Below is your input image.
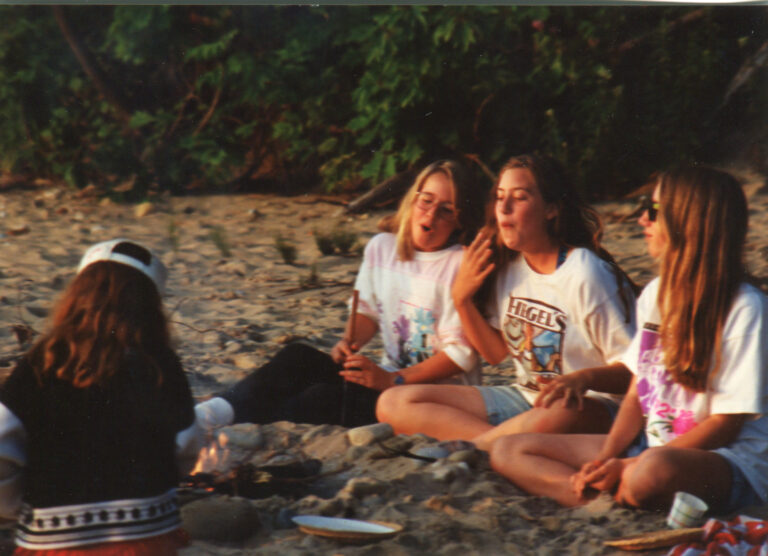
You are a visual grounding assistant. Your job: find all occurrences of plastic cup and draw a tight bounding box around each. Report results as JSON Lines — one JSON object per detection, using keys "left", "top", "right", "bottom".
{"left": 666, "top": 491, "right": 708, "bottom": 529}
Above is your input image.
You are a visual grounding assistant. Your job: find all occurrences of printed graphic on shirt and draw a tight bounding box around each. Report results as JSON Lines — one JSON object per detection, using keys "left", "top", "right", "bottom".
{"left": 634, "top": 323, "right": 699, "bottom": 443}
{"left": 502, "top": 297, "right": 566, "bottom": 389}
{"left": 392, "top": 303, "right": 436, "bottom": 367}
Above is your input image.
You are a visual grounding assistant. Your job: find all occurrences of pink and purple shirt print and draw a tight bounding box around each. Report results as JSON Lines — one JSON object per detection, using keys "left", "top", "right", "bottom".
{"left": 635, "top": 323, "right": 700, "bottom": 446}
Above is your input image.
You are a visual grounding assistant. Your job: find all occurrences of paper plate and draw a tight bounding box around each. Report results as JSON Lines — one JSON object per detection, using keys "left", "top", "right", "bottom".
{"left": 604, "top": 527, "right": 704, "bottom": 551}
{"left": 292, "top": 515, "right": 402, "bottom": 541}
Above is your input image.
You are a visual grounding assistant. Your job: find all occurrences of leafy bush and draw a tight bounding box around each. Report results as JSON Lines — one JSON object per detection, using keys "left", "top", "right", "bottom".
{"left": 313, "top": 230, "right": 336, "bottom": 256}
{"left": 274, "top": 234, "right": 297, "bottom": 265}
{"left": 0, "top": 6, "right": 763, "bottom": 198}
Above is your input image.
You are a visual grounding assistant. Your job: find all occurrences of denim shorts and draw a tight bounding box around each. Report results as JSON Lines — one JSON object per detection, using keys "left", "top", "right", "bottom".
{"left": 714, "top": 451, "right": 762, "bottom": 513}
{"left": 475, "top": 385, "right": 620, "bottom": 426}
{"left": 620, "top": 438, "right": 760, "bottom": 513}
{"left": 475, "top": 386, "right": 532, "bottom": 426}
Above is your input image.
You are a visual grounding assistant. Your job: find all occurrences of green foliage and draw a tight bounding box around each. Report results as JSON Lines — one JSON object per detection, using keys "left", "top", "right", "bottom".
{"left": 274, "top": 234, "right": 297, "bottom": 265}
{"left": 0, "top": 6, "right": 763, "bottom": 197}
{"left": 167, "top": 218, "right": 180, "bottom": 253}
{"left": 299, "top": 263, "right": 320, "bottom": 289}
{"left": 313, "top": 230, "right": 336, "bottom": 256}
{"left": 314, "top": 227, "right": 358, "bottom": 255}
{"left": 208, "top": 226, "right": 231, "bottom": 258}
{"left": 331, "top": 228, "right": 358, "bottom": 255}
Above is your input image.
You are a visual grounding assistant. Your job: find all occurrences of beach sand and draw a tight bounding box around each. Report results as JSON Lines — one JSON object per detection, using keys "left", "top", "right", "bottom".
{"left": 1, "top": 167, "right": 767, "bottom": 554}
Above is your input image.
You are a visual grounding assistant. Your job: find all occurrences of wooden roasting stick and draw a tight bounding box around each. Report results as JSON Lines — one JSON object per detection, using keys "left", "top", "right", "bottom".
{"left": 341, "top": 290, "right": 360, "bottom": 427}
{"left": 348, "top": 290, "right": 360, "bottom": 350}
{"left": 604, "top": 527, "right": 704, "bottom": 551}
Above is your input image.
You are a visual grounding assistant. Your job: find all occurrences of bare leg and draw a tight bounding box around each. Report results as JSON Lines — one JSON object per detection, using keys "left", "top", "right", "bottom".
{"left": 376, "top": 384, "right": 491, "bottom": 440}
{"left": 473, "top": 398, "right": 612, "bottom": 451}
{"left": 490, "top": 433, "right": 607, "bottom": 507}
{"left": 618, "top": 447, "right": 733, "bottom": 511}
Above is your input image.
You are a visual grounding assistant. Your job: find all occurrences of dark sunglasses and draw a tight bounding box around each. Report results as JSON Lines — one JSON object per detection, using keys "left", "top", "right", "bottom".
{"left": 639, "top": 196, "right": 660, "bottom": 222}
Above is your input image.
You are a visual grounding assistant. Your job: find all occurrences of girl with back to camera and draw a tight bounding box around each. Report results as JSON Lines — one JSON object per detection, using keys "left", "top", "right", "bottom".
{"left": 492, "top": 166, "right": 768, "bottom": 513}
{"left": 0, "top": 240, "right": 199, "bottom": 554}
{"left": 195, "top": 159, "right": 484, "bottom": 429}
{"left": 377, "top": 154, "right": 637, "bottom": 449}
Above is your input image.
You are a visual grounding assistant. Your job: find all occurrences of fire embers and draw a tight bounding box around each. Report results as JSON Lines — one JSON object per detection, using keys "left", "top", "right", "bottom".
{"left": 181, "top": 451, "right": 322, "bottom": 500}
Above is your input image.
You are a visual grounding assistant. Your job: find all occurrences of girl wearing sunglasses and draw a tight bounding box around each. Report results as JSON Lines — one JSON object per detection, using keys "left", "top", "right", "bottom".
{"left": 491, "top": 166, "right": 768, "bottom": 514}
{"left": 195, "top": 160, "right": 484, "bottom": 429}
{"left": 377, "top": 154, "right": 637, "bottom": 449}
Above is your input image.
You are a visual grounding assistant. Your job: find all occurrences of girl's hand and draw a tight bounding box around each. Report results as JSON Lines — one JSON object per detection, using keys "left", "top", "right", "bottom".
{"left": 534, "top": 373, "right": 588, "bottom": 410}
{"left": 339, "top": 354, "right": 395, "bottom": 391}
{"left": 452, "top": 231, "right": 495, "bottom": 306}
{"left": 331, "top": 338, "right": 358, "bottom": 364}
{"left": 571, "top": 458, "right": 626, "bottom": 499}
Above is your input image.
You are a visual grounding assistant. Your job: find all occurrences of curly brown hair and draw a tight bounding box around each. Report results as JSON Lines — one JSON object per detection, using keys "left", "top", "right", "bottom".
{"left": 28, "top": 259, "right": 171, "bottom": 388}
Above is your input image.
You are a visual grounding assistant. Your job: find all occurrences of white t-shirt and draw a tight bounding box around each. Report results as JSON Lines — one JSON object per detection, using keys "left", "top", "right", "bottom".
{"left": 353, "top": 233, "right": 481, "bottom": 385}
{"left": 621, "top": 278, "right": 768, "bottom": 501}
{"left": 489, "top": 248, "right": 636, "bottom": 405}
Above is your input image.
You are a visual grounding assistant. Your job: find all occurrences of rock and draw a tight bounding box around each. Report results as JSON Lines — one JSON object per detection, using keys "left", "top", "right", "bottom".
{"left": 344, "top": 445, "right": 368, "bottom": 464}
{"left": 413, "top": 445, "right": 451, "bottom": 460}
{"left": 224, "top": 340, "right": 243, "bottom": 353}
{"left": 134, "top": 201, "right": 153, "bottom": 218}
{"left": 275, "top": 334, "right": 305, "bottom": 345}
{"left": 340, "top": 477, "right": 388, "bottom": 498}
{"left": 347, "top": 422, "right": 394, "bottom": 446}
{"left": 431, "top": 461, "right": 470, "bottom": 483}
{"left": 217, "top": 424, "right": 265, "bottom": 451}
{"left": 181, "top": 495, "right": 260, "bottom": 542}
{"left": 233, "top": 353, "right": 257, "bottom": 369}
{"left": 447, "top": 449, "right": 481, "bottom": 467}
{"left": 7, "top": 224, "right": 29, "bottom": 236}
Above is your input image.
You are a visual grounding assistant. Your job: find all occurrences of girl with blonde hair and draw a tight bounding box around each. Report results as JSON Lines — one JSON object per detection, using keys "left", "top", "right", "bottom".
{"left": 492, "top": 166, "right": 768, "bottom": 512}
{"left": 196, "top": 159, "right": 485, "bottom": 428}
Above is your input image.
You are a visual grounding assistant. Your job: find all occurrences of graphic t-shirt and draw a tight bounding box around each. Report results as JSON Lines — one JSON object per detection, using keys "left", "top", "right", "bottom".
{"left": 353, "top": 233, "right": 481, "bottom": 385}
{"left": 489, "top": 248, "right": 636, "bottom": 405}
{"left": 621, "top": 278, "right": 768, "bottom": 448}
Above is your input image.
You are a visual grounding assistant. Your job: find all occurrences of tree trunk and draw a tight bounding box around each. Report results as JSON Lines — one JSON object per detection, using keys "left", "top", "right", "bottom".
{"left": 52, "top": 6, "right": 133, "bottom": 123}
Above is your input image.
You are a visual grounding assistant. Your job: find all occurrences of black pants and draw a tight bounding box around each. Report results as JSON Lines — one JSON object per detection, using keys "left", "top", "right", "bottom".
{"left": 217, "top": 343, "right": 380, "bottom": 427}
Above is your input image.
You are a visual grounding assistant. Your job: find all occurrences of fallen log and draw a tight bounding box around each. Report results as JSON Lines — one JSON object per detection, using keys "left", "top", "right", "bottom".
{"left": 345, "top": 169, "right": 417, "bottom": 214}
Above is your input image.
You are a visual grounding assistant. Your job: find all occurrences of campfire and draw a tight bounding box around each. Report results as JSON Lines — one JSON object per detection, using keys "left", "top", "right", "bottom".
{"left": 179, "top": 437, "right": 324, "bottom": 500}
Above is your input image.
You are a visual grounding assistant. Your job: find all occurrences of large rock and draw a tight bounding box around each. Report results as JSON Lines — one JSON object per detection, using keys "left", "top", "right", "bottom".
{"left": 181, "top": 495, "right": 260, "bottom": 542}
{"left": 347, "top": 422, "right": 393, "bottom": 446}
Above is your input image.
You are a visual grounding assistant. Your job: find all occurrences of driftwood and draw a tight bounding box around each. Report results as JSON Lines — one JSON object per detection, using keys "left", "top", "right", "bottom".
{"left": 345, "top": 169, "right": 418, "bottom": 214}
{"left": 721, "top": 40, "right": 768, "bottom": 110}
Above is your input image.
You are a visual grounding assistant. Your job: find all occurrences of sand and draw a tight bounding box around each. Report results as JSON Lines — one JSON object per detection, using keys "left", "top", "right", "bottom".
{"left": 1, "top": 167, "right": 767, "bottom": 555}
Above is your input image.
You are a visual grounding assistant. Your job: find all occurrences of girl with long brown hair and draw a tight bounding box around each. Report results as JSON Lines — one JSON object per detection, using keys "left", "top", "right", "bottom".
{"left": 377, "top": 154, "right": 637, "bottom": 448}
{"left": 0, "top": 240, "right": 198, "bottom": 554}
{"left": 492, "top": 166, "right": 768, "bottom": 513}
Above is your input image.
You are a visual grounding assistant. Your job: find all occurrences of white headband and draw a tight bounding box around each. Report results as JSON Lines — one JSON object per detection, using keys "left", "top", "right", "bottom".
{"left": 77, "top": 239, "right": 167, "bottom": 294}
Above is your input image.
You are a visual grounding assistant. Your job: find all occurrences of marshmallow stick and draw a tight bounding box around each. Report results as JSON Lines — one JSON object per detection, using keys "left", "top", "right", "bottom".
{"left": 341, "top": 290, "right": 360, "bottom": 427}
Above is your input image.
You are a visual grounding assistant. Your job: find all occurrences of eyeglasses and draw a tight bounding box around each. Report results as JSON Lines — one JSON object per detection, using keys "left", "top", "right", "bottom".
{"left": 639, "top": 196, "right": 660, "bottom": 222}
{"left": 414, "top": 191, "right": 457, "bottom": 222}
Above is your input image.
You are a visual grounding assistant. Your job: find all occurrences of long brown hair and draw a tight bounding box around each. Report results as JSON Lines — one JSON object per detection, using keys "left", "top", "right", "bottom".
{"left": 478, "top": 153, "right": 637, "bottom": 318}
{"left": 28, "top": 260, "right": 172, "bottom": 388}
{"left": 378, "top": 159, "right": 484, "bottom": 260}
{"left": 657, "top": 166, "right": 747, "bottom": 391}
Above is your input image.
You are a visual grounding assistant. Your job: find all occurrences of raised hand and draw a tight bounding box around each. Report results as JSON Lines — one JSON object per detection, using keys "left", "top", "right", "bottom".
{"left": 452, "top": 231, "right": 495, "bottom": 306}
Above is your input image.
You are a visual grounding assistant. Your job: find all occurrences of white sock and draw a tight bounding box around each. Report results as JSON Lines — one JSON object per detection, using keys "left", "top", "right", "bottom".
{"left": 195, "top": 397, "right": 235, "bottom": 431}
